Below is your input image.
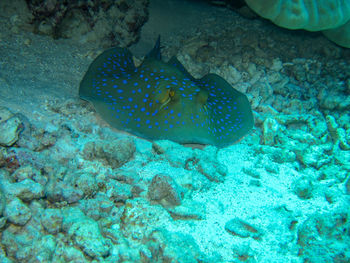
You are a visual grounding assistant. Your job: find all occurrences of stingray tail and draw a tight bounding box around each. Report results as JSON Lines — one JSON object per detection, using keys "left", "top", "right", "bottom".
{"left": 146, "top": 35, "right": 161, "bottom": 60}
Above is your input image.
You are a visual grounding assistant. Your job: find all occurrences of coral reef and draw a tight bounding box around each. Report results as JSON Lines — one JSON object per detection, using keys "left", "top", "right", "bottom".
{"left": 244, "top": 0, "right": 350, "bottom": 48}
{"left": 2, "top": 0, "right": 149, "bottom": 47}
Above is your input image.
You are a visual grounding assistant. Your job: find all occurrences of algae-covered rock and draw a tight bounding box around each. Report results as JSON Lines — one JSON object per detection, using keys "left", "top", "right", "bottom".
{"left": 31, "top": 235, "right": 57, "bottom": 262}
{"left": 25, "top": 0, "right": 149, "bottom": 47}
{"left": 294, "top": 143, "right": 332, "bottom": 169}
{"left": 262, "top": 117, "right": 279, "bottom": 145}
{"left": 148, "top": 174, "right": 183, "bottom": 207}
{"left": 297, "top": 208, "right": 350, "bottom": 262}
{"left": 74, "top": 172, "right": 98, "bottom": 197}
{"left": 195, "top": 158, "right": 227, "bottom": 183}
{"left": 4, "top": 197, "right": 31, "bottom": 225}
{"left": 68, "top": 218, "right": 111, "bottom": 258}
{"left": 120, "top": 198, "right": 172, "bottom": 240}
{"left": 106, "top": 180, "right": 133, "bottom": 203}
{"left": 147, "top": 229, "right": 207, "bottom": 263}
{"left": 41, "top": 208, "right": 63, "bottom": 234}
{"left": 51, "top": 244, "right": 86, "bottom": 262}
{"left": 0, "top": 106, "right": 23, "bottom": 146}
{"left": 293, "top": 176, "right": 313, "bottom": 199}
{"left": 83, "top": 137, "right": 136, "bottom": 168}
{"left": 45, "top": 175, "right": 84, "bottom": 204}
{"left": 166, "top": 199, "right": 206, "bottom": 220}
{"left": 5, "top": 178, "right": 44, "bottom": 202}
{"left": 0, "top": 188, "right": 5, "bottom": 216}
{"left": 225, "top": 217, "right": 262, "bottom": 239}
{"left": 326, "top": 115, "right": 350, "bottom": 150}
{"left": 257, "top": 145, "right": 296, "bottom": 163}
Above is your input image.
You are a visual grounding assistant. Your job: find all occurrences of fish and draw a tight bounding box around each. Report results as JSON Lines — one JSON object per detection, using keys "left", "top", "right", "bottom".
{"left": 79, "top": 37, "right": 254, "bottom": 147}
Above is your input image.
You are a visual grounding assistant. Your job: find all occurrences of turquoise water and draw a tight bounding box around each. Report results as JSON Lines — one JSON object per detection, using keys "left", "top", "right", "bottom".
{"left": 0, "top": 0, "right": 349, "bottom": 262}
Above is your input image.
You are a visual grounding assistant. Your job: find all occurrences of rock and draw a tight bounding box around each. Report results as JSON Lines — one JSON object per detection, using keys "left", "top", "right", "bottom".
{"left": 106, "top": 180, "right": 133, "bottom": 203}
{"left": 5, "top": 179, "right": 44, "bottom": 201}
{"left": 166, "top": 199, "right": 206, "bottom": 220}
{"left": 51, "top": 243, "right": 86, "bottom": 262}
{"left": 293, "top": 176, "right": 313, "bottom": 199}
{"left": 79, "top": 195, "right": 115, "bottom": 220}
{"left": 74, "top": 172, "right": 98, "bottom": 197}
{"left": 225, "top": 218, "right": 262, "bottom": 239}
{"left": 148, "top": 174, "right": 183, "bottom": 207}
{"left": 295, "top": 144, "right": 332, "bottom": 169}
{"left": 0, "top": 188, "right": 5, "bottom": 216}
{"left": 318, "top": 164, "right": 348, "bottom": 182}
{"left": 0, "top": 115, "right": 23, "bottom": 147}
{"left": 195, "top": 159, "right": 227, "bottom": 183}
{"left": 26, "top": 0, "right": 149, "bottom": 47}
{"left": 31, "top": 235, "right": 57, "bottom": 262}
{"left": 334, "top": 149, "right": 350, "bottom": 169}
{"left": 61, "top": 207, "right": 86, "bottom": 231}
{"left": 147, "top": 229, "right": 207, "bottom": 263}
{"left": 120, "top": 198, "right": 172, "bottom": 240}
{"left": 297, "top": 209, "right": 350, "bottom": 262}
{"left": 11, "top": 166, "right": 40, "bottom": 182}
{"left": 257, "top": 145, "right": 296, "bottom": 163}
{"left": 262, "top": 117, "right": 279, "bottom": 145}
{"left": 319, "top": 89, "right": 350, "bottom": 110}
{"left": 0, "top": 107, "right": 14, "bottom": 122}
{"left": 4, "top": 197, "right": 31, "bottom": 225}
{"left": 242, "top": 166, "right": 260, "bottom": 178}
{"left": 83, "top": 137, "right": 136, "bottom": 168}
{"left": 345, "top": 176, "right": 350, "bottom": 195}
{"left": 41, "top": 208, "right": 63, "bottom": 234}
{"left": 1, "top": 223, "right": 42, "bottom": 260}
{"left": 68, "top": 218, "right": 110, "bottom": 258}
{"left": 44, "top": 174, "right": 84, "bottom": 204}
{"left": 326, "top": 115, "right": 350, "bottom": 150}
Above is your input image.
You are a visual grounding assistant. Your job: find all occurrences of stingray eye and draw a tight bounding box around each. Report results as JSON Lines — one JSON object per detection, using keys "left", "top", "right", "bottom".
{"left": 157, "top": 88, "right": 174, "bottom": 110}
{"left": 156, "top": 89, "right": 170, "bottom": 104}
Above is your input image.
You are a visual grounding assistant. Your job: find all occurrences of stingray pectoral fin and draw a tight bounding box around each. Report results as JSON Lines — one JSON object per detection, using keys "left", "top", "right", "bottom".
{"left": 79, "top": 47, "right": 135, "bottom": 101}
{"left": 198, "top": 73, "right": 254, "bottom": 146}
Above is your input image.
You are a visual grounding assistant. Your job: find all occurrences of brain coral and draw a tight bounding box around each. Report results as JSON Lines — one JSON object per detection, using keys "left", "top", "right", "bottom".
{"left": 323, "top": 20, "right": 350, "bottom": 48}
{"left": 245, "top": 0, "right": 350, "bottom": 47}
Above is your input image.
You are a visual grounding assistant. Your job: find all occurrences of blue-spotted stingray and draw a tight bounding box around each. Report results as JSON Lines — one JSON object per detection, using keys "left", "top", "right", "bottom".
{"left": 79, "top": 37, "right": 254, "bottom": 147}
